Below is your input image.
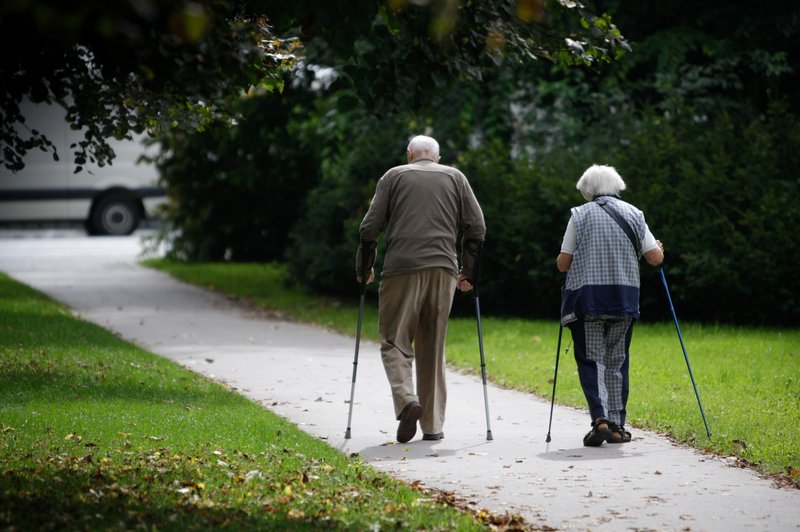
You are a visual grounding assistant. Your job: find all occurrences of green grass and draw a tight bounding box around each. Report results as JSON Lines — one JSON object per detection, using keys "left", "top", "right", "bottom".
{"left": 144, "top": 260, "right": 800, "bottom": 486}
{"left": 0, "top": 273, "right": 486, "bottom": 530}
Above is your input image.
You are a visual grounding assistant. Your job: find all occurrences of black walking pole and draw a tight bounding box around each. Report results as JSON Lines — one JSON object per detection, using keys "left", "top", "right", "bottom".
{"left": 344, "top": 243, "right": 373, "bottom": 439}
{"left": 660, "top": 267, "right": 711, "bottom": 438}
{"left": 545, "top": 322, "right": 563, "bottom": 443}
{"left": 469, "top": 241, "right": 493, "bottom": 441}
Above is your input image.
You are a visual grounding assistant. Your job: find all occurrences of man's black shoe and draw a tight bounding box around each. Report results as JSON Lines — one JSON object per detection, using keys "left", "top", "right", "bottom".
{"left": 422, "top": 432, "right": 444, "bottom": 441}
{"left": 396, "top": 401, "right": 422, "bottom": 443}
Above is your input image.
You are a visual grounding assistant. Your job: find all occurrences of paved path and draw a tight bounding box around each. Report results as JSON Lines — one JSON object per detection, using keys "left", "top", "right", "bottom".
{"left": 1, "top": 232, "right": 798, "bottom": 531}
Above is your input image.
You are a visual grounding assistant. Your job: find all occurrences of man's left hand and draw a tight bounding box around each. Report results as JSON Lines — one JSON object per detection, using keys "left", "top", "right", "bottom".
{"left": 457, "top": 273, "right": 473, "bottom": 292}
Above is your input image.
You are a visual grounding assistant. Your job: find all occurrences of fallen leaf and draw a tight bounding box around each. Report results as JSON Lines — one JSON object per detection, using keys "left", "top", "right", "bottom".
{"left": 245, "top": 470, "right": 262, "bottom": 482}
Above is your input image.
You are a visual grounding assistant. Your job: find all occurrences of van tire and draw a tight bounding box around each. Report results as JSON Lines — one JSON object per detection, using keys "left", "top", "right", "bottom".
{"left": 89, "top": 195, "right": 141, "bottom": 236}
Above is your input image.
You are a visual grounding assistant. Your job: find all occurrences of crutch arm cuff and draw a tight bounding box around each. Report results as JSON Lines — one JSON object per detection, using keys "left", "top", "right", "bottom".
{"left": 355, "top": 240, "right": 377, "bottom": 279}
{"left": 460, "top": 238, "right": 484, "bottom": 285}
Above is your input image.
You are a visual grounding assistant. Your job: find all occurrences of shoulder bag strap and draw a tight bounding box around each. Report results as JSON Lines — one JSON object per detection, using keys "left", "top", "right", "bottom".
{"left": 594, "top": 197, "right": 641, "bottom": 256}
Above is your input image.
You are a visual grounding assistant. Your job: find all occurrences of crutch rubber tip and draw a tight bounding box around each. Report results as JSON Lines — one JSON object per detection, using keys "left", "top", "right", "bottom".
{"left": 486, "top": 430, "right": 493, "bottom": 441}
{"left": 545, "top": 434, "right": 551, "bottom": 443}
{"left": 344, "top": 428, "right": 351, "bottom": 439}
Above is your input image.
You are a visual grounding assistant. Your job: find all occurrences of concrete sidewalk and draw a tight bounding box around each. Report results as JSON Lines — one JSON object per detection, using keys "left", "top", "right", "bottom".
{"left": 1, "top": 233, "right": 798, "bottom": 531}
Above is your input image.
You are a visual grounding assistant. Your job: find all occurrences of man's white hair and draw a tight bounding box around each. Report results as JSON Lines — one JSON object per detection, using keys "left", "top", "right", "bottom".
{"left": 576, "top": 164, "right": 627, "bottom": 201}
{"left": 407, "top": 135, "right": 440, "bottom": 157}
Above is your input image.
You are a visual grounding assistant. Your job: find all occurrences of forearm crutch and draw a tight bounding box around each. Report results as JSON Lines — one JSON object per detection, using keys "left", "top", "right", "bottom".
{"left": 545, "top": 321, "right": 563, "bottom": 443}
{"left": 468, "top": 240, "right": 493, "bottom": 441}
{"left": 660, "top": 267, "right": 711, "bottom": 438}
{"left": 344, "top": 242, "right": 374, "bottom": 439}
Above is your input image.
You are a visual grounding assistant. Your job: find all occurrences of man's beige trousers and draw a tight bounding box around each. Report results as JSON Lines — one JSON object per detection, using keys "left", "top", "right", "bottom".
{"left": 378, "top": 267, "right": 456, "bottom": 435}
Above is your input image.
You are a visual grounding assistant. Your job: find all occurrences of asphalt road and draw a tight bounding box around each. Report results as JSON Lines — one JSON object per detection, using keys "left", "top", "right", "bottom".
{"left": 1, "top": 230, "right": 798, "bottom": 531}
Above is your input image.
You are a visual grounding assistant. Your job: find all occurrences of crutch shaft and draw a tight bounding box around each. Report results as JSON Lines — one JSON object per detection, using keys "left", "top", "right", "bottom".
{"left": 345, "top": 246, "right": 372, "bottom": 440}
{"left": 344, "top": 292, "right": 365, "bottom": 439}
{"left": 660, "top": 268, "right": 711, "bottom": 437}
{"left": 545, "top": 323, "right": 563, "bottom": 442}
{"left": 474, "top": 295, "right": 493, "bottom": 440}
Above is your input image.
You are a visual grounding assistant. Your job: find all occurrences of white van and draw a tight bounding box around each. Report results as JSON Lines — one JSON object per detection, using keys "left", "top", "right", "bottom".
{"left": 0, "top": 100, "right": 166, "bottom": 235}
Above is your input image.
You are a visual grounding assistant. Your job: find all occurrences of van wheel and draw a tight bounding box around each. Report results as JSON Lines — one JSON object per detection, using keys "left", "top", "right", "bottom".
{"left": 90, "top": 196, "right": 141, "bottom": 236}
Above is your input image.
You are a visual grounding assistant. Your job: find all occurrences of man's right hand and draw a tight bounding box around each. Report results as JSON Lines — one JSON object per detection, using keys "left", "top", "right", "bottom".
{"left": 356, "top": 270, "right": 375, "bottom": 285}
{"left": 644, "top": 240, "right": 665, "bottom": 266}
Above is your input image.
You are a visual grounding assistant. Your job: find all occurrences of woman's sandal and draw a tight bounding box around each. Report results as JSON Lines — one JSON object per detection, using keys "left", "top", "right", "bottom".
{"left": 607, "top": 422, "right": 632, "bottom": 443}
{"left": 583, "top": 417, "right": 613, "bottom": 447}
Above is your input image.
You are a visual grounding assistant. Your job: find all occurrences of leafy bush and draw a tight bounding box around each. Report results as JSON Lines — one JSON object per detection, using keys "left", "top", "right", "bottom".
{"left": 155, "top": 82, "right": 320, "bottom": 261}
{"left": 285, "top": 99, "right": 800, "bottom": 326}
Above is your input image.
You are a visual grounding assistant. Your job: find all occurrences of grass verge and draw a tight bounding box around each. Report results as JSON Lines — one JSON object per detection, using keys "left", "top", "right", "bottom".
{"left": 143, "top": 260, "right": 800, "bottom": 488}
{"left": 0, "top": 272, "right": 487, "bottom": 530}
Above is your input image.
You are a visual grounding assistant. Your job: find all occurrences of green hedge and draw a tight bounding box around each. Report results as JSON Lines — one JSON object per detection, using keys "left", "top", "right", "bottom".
{"left": 284, "top": 101, "right": 799, "bottom": 325}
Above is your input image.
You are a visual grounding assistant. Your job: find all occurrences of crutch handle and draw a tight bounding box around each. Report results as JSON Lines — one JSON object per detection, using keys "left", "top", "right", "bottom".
{"left": 464, "top": 239, "right": 483, "bottom": 298}
{"left": 357, "top": 240, "right": 376, "bottom": 295}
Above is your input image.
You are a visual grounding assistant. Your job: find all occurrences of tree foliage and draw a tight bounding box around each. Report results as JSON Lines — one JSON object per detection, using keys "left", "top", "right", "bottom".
{"left": 261, "top": 0, "right": 629, "bottom": 113}
{"left": 1, "top": 0, "right": 627, "bottom": 172}
{"left": 1, "top": 0, "right": 295, "bottom": 172}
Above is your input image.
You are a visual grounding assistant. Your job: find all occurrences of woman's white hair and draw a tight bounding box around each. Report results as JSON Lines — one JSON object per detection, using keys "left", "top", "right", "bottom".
{"left": 407, "top": 135, "right": 440, "bottom": 157}
{"left": 576, "top": 164, "right": 627, "bottom": 201}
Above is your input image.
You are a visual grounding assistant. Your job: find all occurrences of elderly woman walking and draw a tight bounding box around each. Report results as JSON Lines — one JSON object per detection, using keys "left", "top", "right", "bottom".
{"left": 556, "top": 164, "right": 665, "bottom": 446}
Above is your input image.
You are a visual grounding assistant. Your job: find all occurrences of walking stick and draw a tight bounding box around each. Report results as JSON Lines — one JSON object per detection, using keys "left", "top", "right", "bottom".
{"left": 344, "top": 244, "right": 372, "bottom": 439}
{"left": 545, "top": 322, "right": 563, "bottom": 443}
{"left": 660, "top": 267, "right": 712, "bottom": 438}
{"left": 469, "top": 241, "right": 493, "bottom": 441}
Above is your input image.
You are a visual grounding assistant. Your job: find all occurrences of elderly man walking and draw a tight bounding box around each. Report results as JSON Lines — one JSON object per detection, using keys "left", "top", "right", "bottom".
{"left": 557, "top": 164, "right": 664, "bottom": 446}
{"left": 356, "top": 135, "right": 485, "bottom": 443}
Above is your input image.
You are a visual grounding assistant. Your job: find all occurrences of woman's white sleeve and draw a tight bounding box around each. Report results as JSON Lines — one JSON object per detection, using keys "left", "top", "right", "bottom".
{"left": 560, "top": 217, "right": 576, "bottom": 254}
